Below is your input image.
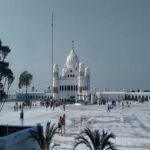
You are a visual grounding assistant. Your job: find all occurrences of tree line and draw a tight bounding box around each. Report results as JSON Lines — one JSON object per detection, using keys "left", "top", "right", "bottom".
{"left": 0, "top": 40, "right": 14, "bottom": 111}
{"left": 0, "top": 39, "right": 33, "bottom": 110}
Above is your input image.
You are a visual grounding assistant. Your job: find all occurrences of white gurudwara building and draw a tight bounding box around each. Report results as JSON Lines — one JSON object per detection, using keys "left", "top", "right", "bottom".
{"left": 52, "top": 41, "right": 90, "bottom": 103}
{"left": 13, "top": 41, "right": 150, "bottom": 104}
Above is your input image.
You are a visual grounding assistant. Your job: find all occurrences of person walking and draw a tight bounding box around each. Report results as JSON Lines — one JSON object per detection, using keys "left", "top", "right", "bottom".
{"left": 107, "top": 104, "right": 110, "bottom": 112}
{"left": 61, "top": 114, "right": 66, "bottom": 134}
{"left": 122, "top": 101, "right": 124, "bottom": 109}
{"left": 63, "top": 102, "right": 66, "bottom": 111}
{"left": 19, "top": 104, "right": 22, "bottom": 111}
{"left": 53, "top": 101, "right": 55, "bottom": 110}
{"left": 58, "top": 116, "right": 62, "bottom": 136}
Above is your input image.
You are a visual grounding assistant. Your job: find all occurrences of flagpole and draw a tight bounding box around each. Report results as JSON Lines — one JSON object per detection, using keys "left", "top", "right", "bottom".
{"left": 51, "top": 13, "right": 54, "bottom": 95}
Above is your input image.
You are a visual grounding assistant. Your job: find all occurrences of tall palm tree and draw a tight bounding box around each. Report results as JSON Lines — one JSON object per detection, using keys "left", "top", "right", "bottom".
{"left": 0, "top": 40, "right": 14, "bottom": 111}
{"left": 30, "top": 122, "right": 59, "bottom": 150}
{"left": 73, "top": 128, "right": 117, "bottom": 150}
{"left": 18, "top": 71, "right": 33, "bottom": 104}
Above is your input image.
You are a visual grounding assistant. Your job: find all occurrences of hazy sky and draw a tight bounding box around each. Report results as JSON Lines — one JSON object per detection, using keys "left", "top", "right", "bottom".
{"left": 0, "top": 0, "right": 150, "bottom": 92}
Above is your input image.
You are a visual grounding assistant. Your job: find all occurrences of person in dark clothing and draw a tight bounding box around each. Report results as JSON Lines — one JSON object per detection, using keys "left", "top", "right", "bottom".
{"left": 58, "top": 116, "right": 62, "bottom": 135}
{"left": 62, "top": 114, "right": 66, "bottom": 134}
{"left": 107, "top": 104, "right": 110, "bottom": 112}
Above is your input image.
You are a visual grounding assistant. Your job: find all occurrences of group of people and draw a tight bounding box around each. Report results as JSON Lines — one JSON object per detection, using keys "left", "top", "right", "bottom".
{"left": 14, "top": 102, "right": 22, "bottom": 111}
{"left": 58, "top": 114, "right": 65, "bottom": 136}
{"left": 107, "top": 100, "right": 132, "bottom": 112}
{"left": 13, "top": 100, "right": 67, "bottom": 128}
{"left": 44, "top": 100, "right": 67, "bottom": 111}
{"left": 14, "top": 102, "right": 37, "bottom": 111}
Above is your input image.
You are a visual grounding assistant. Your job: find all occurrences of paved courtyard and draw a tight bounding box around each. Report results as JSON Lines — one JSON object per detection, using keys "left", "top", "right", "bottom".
{"left": 0, "top": 101, "right": 150, "bottom": 150}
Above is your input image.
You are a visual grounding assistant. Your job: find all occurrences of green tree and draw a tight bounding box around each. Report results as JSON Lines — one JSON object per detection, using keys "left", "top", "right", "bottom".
{"left": 74, "top": 128, "right": 117, "bottom": 150}
{"left": 18, "top": 71, "right": 33, "bottom": 103}
{"left": 30, "top": 122, "right": 59, "bottom": 150}
{"left": 0, "top": 40, "right": 14, "bottom": 111}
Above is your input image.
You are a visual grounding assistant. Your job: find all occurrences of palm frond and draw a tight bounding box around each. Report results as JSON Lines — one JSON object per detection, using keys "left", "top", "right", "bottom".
{"left": 30, "top": 124, "right": 45, "bottom": 150}
{"left": 74, "top": 134, "right": 93, "bottom": 150}
{"left": 100, "top": 130, "right": 116, "bottom": 150}
{"left": 105, "top": 144, "right": 118, "bottom": 150}
{"left": 51, "top": 143, "right": 60, "bottom": 150}
{"left": 94, "top": 129, "right": 101, "bottom": 149}
{"left": 35, "top": 121, "right": 57, "bottom": 150}
{"left": 81, "top": 128, "right": 96, "bottom": 149}
{"left": 74, "top": 128, "right": 117, "bottom": 150}
{"left": 45, "top": 121, "right": 58, "bottom": 149}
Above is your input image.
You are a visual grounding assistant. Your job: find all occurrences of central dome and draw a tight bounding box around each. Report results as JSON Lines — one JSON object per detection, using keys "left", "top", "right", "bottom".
{"left": 66, "top": 49, "right": 79, "bottom": 70}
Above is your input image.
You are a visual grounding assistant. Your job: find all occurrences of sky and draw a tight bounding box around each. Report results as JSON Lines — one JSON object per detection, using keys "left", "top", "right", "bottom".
{"left": 0, "top": 0, "right": 150, "bottom": 92}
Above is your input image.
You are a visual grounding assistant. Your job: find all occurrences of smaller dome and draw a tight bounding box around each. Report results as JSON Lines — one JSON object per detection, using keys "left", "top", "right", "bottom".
{"left": 79, "top": 62, "right": 85, "bottom": 71}
{"left": 62, "top": 68, "right": 65, "bottom": 76}
{"left": 62, "top": 64, "right": 67, "bottom": 76}
{"left": 85, "top": 66, "right": 90, "bottom": 75}
{"left": 53, "top": 64, "right": 59, "bottom": 72}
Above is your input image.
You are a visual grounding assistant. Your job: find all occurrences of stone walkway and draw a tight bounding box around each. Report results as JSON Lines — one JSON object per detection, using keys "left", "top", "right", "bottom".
{"left": 0, "top": 102, "right": 150, "bottom": 150}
